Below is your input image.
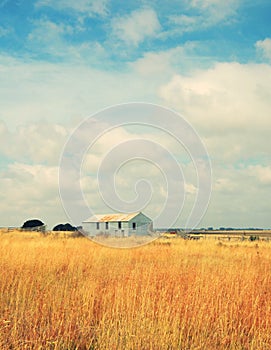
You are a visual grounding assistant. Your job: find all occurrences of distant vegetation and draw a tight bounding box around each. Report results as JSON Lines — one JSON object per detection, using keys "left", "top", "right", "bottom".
{"left": 53, "top": 223, "right": 77, "bottom": 231}
{"left": 21, "top": 219, "right": 44, "bottom": 229}
{"left": 19, "top": 219, "right": 78, "bottom": 232}
{"left": 21, "top": 219, "right": 46, "bottom": 232}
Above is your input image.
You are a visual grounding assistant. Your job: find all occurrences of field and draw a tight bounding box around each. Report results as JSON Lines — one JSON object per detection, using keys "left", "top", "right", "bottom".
{"left": 1, "top": 230, "right": 271, "bottom": 349}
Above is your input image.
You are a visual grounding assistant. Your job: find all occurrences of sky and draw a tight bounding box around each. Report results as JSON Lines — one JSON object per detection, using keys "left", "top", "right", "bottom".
{"left": 0, "top": 0, "right": 271, "bottom": 229}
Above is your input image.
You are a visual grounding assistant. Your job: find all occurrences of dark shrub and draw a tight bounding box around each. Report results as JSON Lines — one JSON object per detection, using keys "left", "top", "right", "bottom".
{"left": 53, "top": 223, "right": 78, "bottom": 232}
{"left": 22, "top": 219, "right": 44, "bottom": 228}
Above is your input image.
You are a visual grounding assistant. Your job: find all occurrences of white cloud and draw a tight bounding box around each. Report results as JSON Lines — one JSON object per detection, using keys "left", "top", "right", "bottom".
{"left": 0, "top": 54, "right": 164, "bottom": 130}
{"left": 81, "top": 153, "right": 196, "bottom": 227}
{"left": 130, "top": 42, "right": 210, "bottom": 92}
{"left": 111, "top": 8, "right": 161, "bottom": 46}
{"left": 158, "top": 59, "right": 271, "bottom": 227}
{"left": 131, "top": 45, "right": 192, "bottom": 76}
{"left": 159, "top": 60, "right": 271, "bottom": 212}
{"left": 256, "top": 38, "right": 271, "bottom": 62}
{"left": 27, "top": 17, "right": 106, "bottom": 61}
{"left": 214, "top": 177, "right": 236, "bottom": 192}
{"left": 0, "top": 121, "right": 68, "bottom": 165}
{"left": 28, "top": 19, "right": 74, "bottom": 39}
{"left": 1, "top": 45, "right": 271, "bottom": 228}
{"left": 168, "top": 14, "right": 198, "bottom": 33}
{"left": 249, "top": 165, "right": 271, "bottom": 185}
{"left": 77, "top": 122, "right": 198, "bottom": 227}
{"left": 165, "top": 0, "right": 239, "bottom": 37}
{"left": 160, "top": 62, "right": 271, "bottom": 137}
{"left": 185, "top": 182, "right": 197, "bottom": 194}
{"left": 190, "top": 0, "right": 239, "bottom": 23}
{"left": 203, "top": 162, "right": 271, "bottom": 228}
{"left": 0, "top": 163, "right": 65, "bottom": 228}
{"left": 0, "top": 58, "right": 197, "bottom": 227}
{"left": 27, "top": 19, "right": 76, "bottom": 57}
{"left": 36, "top": 0, "right": 108, "bottom": 16}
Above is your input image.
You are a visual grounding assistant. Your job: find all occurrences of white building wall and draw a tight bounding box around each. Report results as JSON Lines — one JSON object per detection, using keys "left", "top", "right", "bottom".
{"left": 82, "top": 212, "right": 153, "bottom": 237}
{"left": 128, "top": 212, "right": 153, "bottom": 236}
{"left": 82, "top": 221, "right": 130, "bottom": 237}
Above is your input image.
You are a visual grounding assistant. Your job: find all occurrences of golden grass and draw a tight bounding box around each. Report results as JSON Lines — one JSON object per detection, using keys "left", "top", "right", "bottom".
{"left": 1, "top": 230, "right": 271, "bottom": 349}
{"left": 91, "top": 234, "right": 158, "bottom": 248}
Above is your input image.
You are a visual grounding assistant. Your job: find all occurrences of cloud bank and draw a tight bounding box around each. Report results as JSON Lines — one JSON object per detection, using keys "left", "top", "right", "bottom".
{"left": 0, "top": 1, "right": 270, "bottom": 229}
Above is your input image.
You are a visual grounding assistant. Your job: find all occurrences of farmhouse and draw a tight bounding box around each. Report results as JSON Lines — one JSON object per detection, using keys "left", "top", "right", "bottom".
{"left": 82, "top": 212, "right": 153, "bottom": 237}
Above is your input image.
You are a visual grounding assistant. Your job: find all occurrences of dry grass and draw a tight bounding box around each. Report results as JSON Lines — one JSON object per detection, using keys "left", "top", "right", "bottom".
{"left": 1, "top": 230, "right": 271, "bottom": 349}
{"left": 91, "top": 234, "right": 158, "bottom": 248}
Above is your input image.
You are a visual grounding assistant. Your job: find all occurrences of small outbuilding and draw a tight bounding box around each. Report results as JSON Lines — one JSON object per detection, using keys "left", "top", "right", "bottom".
{"left": 82, "top": 212, "right": 153, "bottom": 237}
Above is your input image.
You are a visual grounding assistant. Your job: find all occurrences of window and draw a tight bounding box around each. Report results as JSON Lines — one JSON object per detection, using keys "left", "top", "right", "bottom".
{"left": 96, "top": 222, "right": 100, "bottom": 230}
{"left": 132, "top": 222, "right": 136, "bottom": 230}
{"left": 105, "top": 222, "right": 109, "bottom": 230}
{"left": 118, "top": 221, "right": 122, "bottom": 229}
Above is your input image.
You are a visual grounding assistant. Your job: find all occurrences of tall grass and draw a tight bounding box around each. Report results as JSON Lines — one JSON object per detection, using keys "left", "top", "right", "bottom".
{"left": 0, "top": 231, "right": 271, "bottom": 349}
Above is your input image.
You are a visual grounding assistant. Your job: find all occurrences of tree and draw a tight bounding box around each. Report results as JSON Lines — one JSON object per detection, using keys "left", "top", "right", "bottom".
{"left": 53, "top": 223, "right": 77, "bottom": 232}
{"left": 21, "top": 219, "right": 45, "bottom": 232}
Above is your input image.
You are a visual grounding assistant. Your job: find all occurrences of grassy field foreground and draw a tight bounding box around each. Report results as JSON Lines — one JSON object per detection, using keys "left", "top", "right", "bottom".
{"left": 1, "top": 231, "right": 271, "bottom": 349}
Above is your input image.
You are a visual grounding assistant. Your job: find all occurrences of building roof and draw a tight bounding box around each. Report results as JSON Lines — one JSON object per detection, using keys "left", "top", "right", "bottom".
{"left": 83, "top": 212, "right": 142, "bottom": 223}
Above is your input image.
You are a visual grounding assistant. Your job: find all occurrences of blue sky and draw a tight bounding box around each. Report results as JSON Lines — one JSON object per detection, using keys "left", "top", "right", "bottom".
{"left": 1, "top": 0, "right": 270, "bottom": 65}
{"left": 0, "top": 0, "right": 271, "bottom": 229}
